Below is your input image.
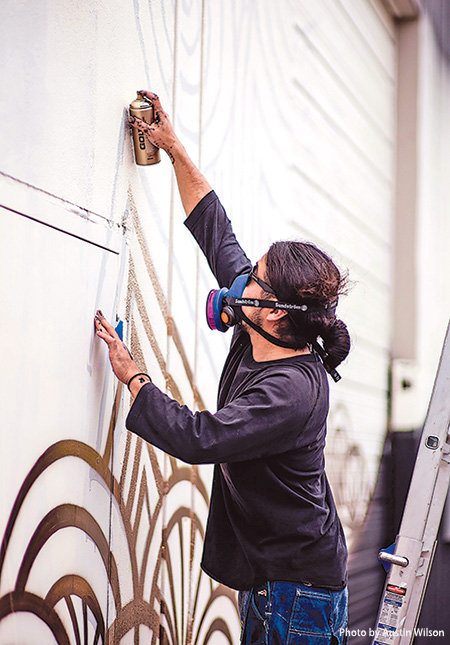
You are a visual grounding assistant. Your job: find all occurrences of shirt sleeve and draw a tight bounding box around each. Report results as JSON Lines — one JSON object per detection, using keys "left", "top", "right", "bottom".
{"left": 125, "top": 370, "right": 320, "bottom": 465}
{"left": 184, "top": 190, "right": 252, "bottom": 288}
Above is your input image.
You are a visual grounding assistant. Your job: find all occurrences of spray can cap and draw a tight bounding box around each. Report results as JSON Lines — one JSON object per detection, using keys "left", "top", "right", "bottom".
{"left": 130, "top": 94, "right": 152, "bottom": 110}
{"left": 136, "top": 92, "right": 152, "bottom": 104}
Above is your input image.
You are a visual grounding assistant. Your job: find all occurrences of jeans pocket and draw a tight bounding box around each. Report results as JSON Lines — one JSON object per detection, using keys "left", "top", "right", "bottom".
{"left": 240, "top": 586, "right": 269, "bottom": 645}
{"left": 287, "top": 587, "right": 332, "bottom": 645}
{"left": 330, "top": 586, "right": 348, "bottom": 645}
{"left": 252, "top": 586, "right": 269, "bottom": 623}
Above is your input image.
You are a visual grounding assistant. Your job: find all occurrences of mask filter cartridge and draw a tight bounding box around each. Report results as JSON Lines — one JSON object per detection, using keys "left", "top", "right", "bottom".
{"left": 205, "top": 274, "right": 249, "bottom": 332}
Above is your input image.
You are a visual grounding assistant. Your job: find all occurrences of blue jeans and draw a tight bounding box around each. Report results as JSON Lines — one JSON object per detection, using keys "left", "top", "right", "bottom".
{"left": 238, "top": 581, "right": 348, "bottom": 645}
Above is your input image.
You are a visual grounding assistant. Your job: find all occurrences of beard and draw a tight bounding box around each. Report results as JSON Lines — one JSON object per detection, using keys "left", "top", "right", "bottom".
{"left": 240, "top": 307, "right": 265, "bottom": 335}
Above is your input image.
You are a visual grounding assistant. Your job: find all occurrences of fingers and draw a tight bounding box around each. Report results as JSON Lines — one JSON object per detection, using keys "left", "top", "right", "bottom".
{"left": 137, "top": 90, "right": 166, "bottom": 122}
{"left": 95, "top": 318, "right": 112, "bottom": 345}
{"left": 95, "top": 312, "right": 133, "bottom": 353}
{"left": 127, "top": 116, "right": 160, "bottom": 148}
{"left": 96, "top": 310, "right": 116, "bottom": 334}
{"left": 95, "top": 327, "right": 113, "bottom": 344}
{"left": 138, "top": 90, "right": 162, "bottom": 110}
{"left": 95, "top": 311, "right": 119, "bottom": 341}
{"left": 128, "top": 115, "right": 155, "bottom": 132}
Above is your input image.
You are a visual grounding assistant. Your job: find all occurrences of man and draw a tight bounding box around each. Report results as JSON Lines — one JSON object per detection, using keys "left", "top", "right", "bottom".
{"left": 95, "top": 91, "right": 350, "bottom": 644}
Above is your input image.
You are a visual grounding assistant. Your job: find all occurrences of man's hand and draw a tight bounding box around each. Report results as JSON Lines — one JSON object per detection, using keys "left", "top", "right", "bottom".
{"left": 95, "top": 311, "right": 141, "bottom": 385}
{"left": 129, "top": 91, "right": 179, "bottom": 161}
{"left": 128, "top": 90, "right": 212, "bottom": 215}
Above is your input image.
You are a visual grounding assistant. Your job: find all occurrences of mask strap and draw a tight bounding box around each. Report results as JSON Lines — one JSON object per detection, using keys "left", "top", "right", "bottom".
{"left": 238, "top": 310, "right": 300, "bottom": 349}
{"left": 310, "top": 339, "right": 341, "bottom": 383}
{"left": 225, "top": 296, "right": 326, "bottom": 314}
{"left": 238, "top": 310, "right": 341, "bottom": 382}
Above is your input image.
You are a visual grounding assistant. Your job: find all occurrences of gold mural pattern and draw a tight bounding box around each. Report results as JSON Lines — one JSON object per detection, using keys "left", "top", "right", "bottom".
{"left": 0, "top": 393, "right": 237, "bottom": 643}
{"left": 0, "top": 190, "right": 239, "bottom": 643}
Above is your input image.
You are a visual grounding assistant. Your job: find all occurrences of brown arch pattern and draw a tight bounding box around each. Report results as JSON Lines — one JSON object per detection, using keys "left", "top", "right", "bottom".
{"left": 0, "top": 428, "right": 238, "bottom": 644}
{"left": 0, "top": 184, "right": 240, "bottom": 643}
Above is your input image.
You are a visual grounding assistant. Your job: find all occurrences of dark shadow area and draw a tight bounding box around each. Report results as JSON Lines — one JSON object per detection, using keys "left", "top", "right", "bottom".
{"left": 348, "top": 429, "right": 450, "bottom": 643}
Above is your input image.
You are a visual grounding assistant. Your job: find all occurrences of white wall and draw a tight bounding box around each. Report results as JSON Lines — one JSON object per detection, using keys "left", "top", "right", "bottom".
{"left": 416, "top": 14, "right": 450, "bottom": 408}
{"left": 390, "top": 6, "right": 450, "bottom": 433}
{"left": 0, "top": 177, "right": 123, "bottom": 642}
{"left": 0, "top": 0, "right": 420, "bottom": 641}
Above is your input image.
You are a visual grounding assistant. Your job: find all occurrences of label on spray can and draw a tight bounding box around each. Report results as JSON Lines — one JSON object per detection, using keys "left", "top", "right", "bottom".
{"left": 129, "top": 94, "right": 161, "bottom": 166}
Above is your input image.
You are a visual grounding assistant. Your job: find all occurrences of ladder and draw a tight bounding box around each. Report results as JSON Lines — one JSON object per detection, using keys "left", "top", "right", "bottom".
{"left": 371, "top": 322, "right": 450, "bottom": 645}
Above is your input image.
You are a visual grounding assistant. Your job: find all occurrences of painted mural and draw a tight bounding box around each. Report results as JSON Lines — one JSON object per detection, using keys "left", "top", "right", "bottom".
{"left": 0, "top": 394, "right": 237, "bottom": 644}
{"left": 0, "top": 180, "right": 240, "bottom": 643}
{"left": 0, "top": 0, "right": 400, "bottom": 641}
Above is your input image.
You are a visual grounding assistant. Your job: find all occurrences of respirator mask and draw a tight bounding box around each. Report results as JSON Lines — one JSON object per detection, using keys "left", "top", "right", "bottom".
{"left": 205, "top": 269, "right": 341, "bottom": 381}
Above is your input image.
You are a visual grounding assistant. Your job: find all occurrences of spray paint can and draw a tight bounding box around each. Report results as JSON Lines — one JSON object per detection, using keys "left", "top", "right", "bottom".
{"left": 129, "top": 93, "right": 161, "bottom": 166}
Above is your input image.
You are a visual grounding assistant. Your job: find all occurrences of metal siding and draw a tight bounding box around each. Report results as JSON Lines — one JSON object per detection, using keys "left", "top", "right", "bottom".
{"left": 289, "top": 0, "right": 396, "bottom": 529}
{"left": 0, "top": 0, "right": 398, "bottom": 640}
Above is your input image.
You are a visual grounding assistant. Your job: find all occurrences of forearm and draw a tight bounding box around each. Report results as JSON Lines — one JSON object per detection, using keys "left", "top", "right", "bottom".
{"left": 126, "top": 375, "right": 304, "bottom": 465}
{"left": 129, "top": 92, "right": 212, "bottom": 217}
{"left": 168, "top": 139, "right": 212, "bottom": 217}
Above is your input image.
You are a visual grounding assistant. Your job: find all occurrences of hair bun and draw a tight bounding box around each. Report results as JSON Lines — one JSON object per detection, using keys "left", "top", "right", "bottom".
{"left": 320, "top": 318, "right": 351, "bottom": 370}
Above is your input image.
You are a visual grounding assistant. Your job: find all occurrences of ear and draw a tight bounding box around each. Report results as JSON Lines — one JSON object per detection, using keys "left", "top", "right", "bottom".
{"left": 266, "top": 308, "right": 288, "bottom": 323}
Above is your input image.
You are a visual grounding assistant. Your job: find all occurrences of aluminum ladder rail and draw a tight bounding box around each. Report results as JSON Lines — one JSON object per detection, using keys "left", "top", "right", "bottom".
{"left": 371, "top": 322, "right": 450, "bottom": 645}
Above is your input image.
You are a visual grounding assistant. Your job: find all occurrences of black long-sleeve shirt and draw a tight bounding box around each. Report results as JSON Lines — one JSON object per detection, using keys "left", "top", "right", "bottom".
{"left": 126, "top": 190, "right": 347, "bottom": 591}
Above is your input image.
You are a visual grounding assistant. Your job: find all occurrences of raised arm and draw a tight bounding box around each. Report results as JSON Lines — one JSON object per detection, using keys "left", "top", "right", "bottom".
{"left": 129, "top": 90, "right": 251, "bottom": 287}
{"left": 129, "top": 91, "right": 211, "bottom": 216}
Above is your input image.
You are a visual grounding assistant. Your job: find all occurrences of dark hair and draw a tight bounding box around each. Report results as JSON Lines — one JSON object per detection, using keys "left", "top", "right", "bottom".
{"left": 265, "top": 240, "right": 351, "bottom": 370}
